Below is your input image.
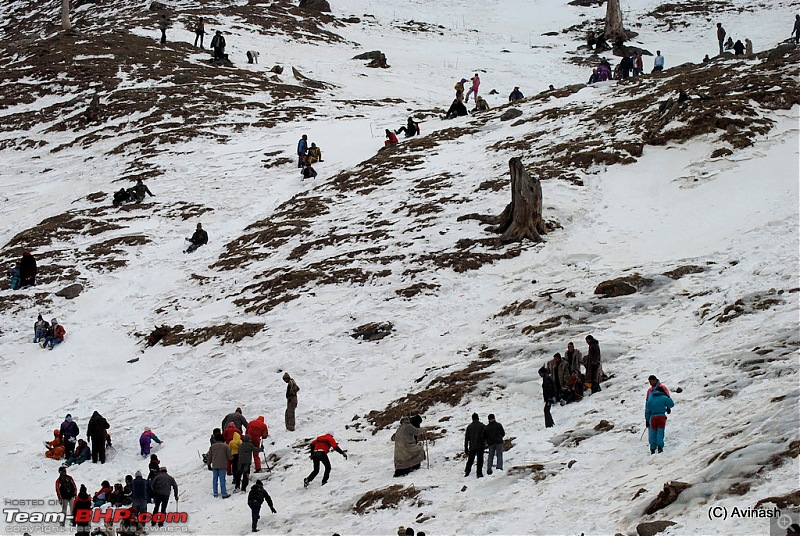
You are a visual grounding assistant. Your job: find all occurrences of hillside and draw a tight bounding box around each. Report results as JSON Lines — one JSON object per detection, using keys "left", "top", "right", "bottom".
{"left": 0, "top": 0, "right": 798, "bottom": 535}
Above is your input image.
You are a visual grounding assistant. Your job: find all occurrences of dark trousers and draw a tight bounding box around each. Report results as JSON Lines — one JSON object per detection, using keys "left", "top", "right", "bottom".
{"left": 306, "top": 451, "right": 331, "bottom": 484}
{"left": 91, "top": 437, "right": 106, "bottom": 463}
{"left": 151, "top": 494, "right": 169, "bottom": 526}
{"left": 248, "top": 501, "right": 261, "bottom": 531}
{"left": 544, "top": 403, "right": 555, "bottom": 428}
{"left": 214, "top": 47, "right": 224, "bottom": 60}
{"left": 160, "top": 29, "right": 166, "bottom": 44}
{"left": 718, "top": 39, "right": 724, "bottom": 55}
{"left": 396, "top": 127, "right": 416, "bottom": 137}
{"left": 64, "top": 438, "right": 75, "bottom": 458}
{"left": 232, "top": 454, "right": 241, "bottom": 487}
{"left": 464, "top": 449, "right": 484, "bottom": 477}
{"left": 240, "top": 464, "right": 251, "bottom": 492}
{"left": 194, "top": 31, "right": 204, "bottom": 48}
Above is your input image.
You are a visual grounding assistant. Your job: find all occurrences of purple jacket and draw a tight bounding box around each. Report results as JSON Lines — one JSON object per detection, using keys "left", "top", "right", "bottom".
{"left": 139, "top": 431, "right": 161, "bottom": 455}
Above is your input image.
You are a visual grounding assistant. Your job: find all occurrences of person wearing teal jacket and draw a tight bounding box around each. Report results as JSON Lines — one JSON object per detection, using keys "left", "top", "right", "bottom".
{"left": 645, "top": 386, "right": 675, "bottom": 454}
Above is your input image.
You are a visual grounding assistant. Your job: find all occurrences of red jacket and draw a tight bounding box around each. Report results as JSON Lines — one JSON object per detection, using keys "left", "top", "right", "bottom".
{"left": 246, "top": 416, "right": 268, "bottom": 440}
{"left": 311, "top": 434, "right": 338, "bottom": 453}
{"left": 55, "top": 475, "right": 76, "bottom": 500}
{"left": 223, "top": 423, "right": 239, "bottom": 444}
{"left": 53, "top": 324, "right": 66, "bottom": 340}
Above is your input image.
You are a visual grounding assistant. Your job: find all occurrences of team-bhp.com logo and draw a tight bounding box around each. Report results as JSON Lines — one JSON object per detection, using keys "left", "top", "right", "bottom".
{"left": 4, "top": 508, "right": 188, "bottom": 525}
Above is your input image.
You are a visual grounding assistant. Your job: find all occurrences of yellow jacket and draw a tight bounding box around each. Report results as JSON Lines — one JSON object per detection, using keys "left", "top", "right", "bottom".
{"left": 229, "top": 432, "right": 242, "bottom": 455}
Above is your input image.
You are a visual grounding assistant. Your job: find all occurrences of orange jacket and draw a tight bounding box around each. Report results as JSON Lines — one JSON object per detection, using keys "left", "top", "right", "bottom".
{"left": 223, "top": 423, "right": 239, "bottom": 443}
{"left": 246, "top": 416, "right": 268, "bottom": 440}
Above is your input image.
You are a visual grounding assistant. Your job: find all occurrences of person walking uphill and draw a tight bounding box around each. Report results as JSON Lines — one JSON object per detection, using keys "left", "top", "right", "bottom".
{"left": 19, "top": 251, "right": 37, "bottom": 287}
{"left": 131, "top": 470, "right": 148, "bottom": 515}
{"left": 463, "top": 413, "right": 486, "bottom": 478}
{"left": 55, "top": 466, "right": 77, "bottom": 526}
{"left": 87, "top": 411, "right": 110, "bottom": 464}
{"left": 150, "top": 467, "right": 178, "bottom": 526}
{"left": 248, "top": 480, "right": 276, "bottom": 532}
{"left": 139, "top": 427, "right": 162, "bottom": 457}
{"left": 207, "top": 437, "right": 232, "bottom": 498}
{"left": 485, "top": 414, "right": 505, "bottom": 475}
{"left": 238, "top": 435, "right": 263, "bottom": 493}
{"left": 223, "top": 407, "right": 249, "bottom": 433}
{"left": 645, "top": 385, "right": 675, "bottom": 454}
{"left": 304, "top": 432, "right": 347, "bottom": 487}
{"left": 283, "top": 373, "right": 300, "bottom": 431}
{"left": 246, "top": 417, "right": 268, "bottom": 472}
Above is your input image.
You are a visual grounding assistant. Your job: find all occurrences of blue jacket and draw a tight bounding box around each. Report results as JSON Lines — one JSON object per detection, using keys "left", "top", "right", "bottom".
{"left": 645, "top": 389, "right": 674, "bottom": 422}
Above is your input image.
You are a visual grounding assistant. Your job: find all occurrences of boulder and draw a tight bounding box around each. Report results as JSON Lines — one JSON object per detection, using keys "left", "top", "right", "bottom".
{"left": 55, "top": 283, "right": 84, "bottom": 300}
{"left": 149, "top": 1, "right": 167, "bottom": 10}
{"left": 270, "top": 65, "right": 284, "bottom": 74}
{"left": 636, "top": 521, "right": 677, "bottom": 536}
{"left": 298, "top": 0, "right": 331, "bottom": 12}
{"left": 351, "top": 322, "right": 394, "bottom": 341}
{"left": 500, "top": 108, "right": 523, "bottom": 121}
{"left": 595, "top": 274, "right": 653, "bottom": 297}
{"left": 644, "top": 481, "right": 691, "bottom": 515}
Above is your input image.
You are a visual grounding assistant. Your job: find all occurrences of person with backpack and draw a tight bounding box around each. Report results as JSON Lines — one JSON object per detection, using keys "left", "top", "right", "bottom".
{"left": 645, "top": 385, "right": 675, "bottom": 454}
{"left": 246, "top": 417, "right": 269, "bottom": 473}
{"left": 247, "top": 480, "right": 276, "bottom": 532}
{"left": 87, "top": 411, "right": 110, "bottom": 464}
{"left": 73, "top": 485, "right": 92, "bottom": 532}
{"left": 139, "top": 427, "right": 163, "bottom": 457}
{"left": 185, "top": 223, "right": 208, "bottom": 253}
{"left": 41, "top": 319, "right": 65, "bottom": 350}
{"left": 463, "top": 413, "right": 486, "bottom": 478}
{"left": 539, "top": 367, "right": 556, "bottom": 428}
{"left": 395, "top": 117, "right": 420, "bottom": 138}
{"left": 131, "top": 471, "right": 149, "bottom": 514}
{"left": 283, "top": 372, "right": 300, "bottom": 431}
{"left": 55, "top": 466, "right": 77, "bottom": 526}
{"left": 207, "top": 435, "right": 232, "bottom": 498}
{"left": 304, "top": 432, "right": 347, "bottom": 487}
{"left": 238, "top": 435, "right": 263, "bottom": 493}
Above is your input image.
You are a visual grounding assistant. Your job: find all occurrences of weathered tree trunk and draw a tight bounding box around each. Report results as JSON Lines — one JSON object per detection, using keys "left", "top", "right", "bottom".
{"left": 605, "top": 0, "right": 625, "bottom": 44}
{"left": 488, "top": 157, "right": 546, "bottom": 242}
{"left": 61, "top": 0, "right": 72, "bottom": 30}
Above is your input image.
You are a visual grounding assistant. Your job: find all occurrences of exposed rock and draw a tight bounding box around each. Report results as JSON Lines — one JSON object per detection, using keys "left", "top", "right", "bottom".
{"left": 341, "top": 16, "right": 361, "bottom": 23}
{"left": 636, "top": 520, "right": 677, "bottom": 536}
{"left": 595, "top": 274, "right": 653, "bottom": 297}
{"left": 754, "top": 489, "right": 800, "bottom": 509}
{"left": 766, "top": 43, "right": 795, "bottom": 61}
{"left": 568, "top": 0, "right": 604, "bottom": 5}
{"left": 55, "top": 283, "right": 84, "bottom": 299}
{"left": 270, "top": 65, "right": 284, "bottom": 74}
{"left": 353, "top": 50, "right": 389, "bottom": 68}
{"left": 594, "top": 419, "right": 614, "bottom": 432}
{"left": 632, "top": 488, "right": 647, "bottom": 500}
{"left": 298, "top": 0, "right": 331, "bottom": 12}
{"left": 644, "top": 481, "right": 692, "bottom": 515}
{"left": 351, "top": 322, "right": 394, "bottom": 341}
{"left": 149, "top": 1, "right": 167, "bottom": 10}
{"left": 662, "top": 265, "right": 704, "bottom": 280}
{"left": 710, "top": 147, "right": 733, "bottom": 159}
{"left": 500, "top": 108, "right": 523, "bottom": 121}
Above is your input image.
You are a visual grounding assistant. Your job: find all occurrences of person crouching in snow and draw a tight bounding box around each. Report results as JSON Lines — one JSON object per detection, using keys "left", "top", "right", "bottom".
{"left": 247, "top": 480, "right": 276, "bottom": 532}
{"left": 140, "top": 427, "right": 163, "bottom": 457}
{"left": 384, "top": 129, "right": 398, "bottom": 146}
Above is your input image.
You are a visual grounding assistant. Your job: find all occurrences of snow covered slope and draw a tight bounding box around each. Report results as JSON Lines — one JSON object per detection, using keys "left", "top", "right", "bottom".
{"left": 0, "top": 0, "right": 798, "bottom": 534}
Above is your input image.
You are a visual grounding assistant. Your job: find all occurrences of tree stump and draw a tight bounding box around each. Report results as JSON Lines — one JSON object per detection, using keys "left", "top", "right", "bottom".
{"left": 488, "top": 158, "right": 546, "bottom": 242}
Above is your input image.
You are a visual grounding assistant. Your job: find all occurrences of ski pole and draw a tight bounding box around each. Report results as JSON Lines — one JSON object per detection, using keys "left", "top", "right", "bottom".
{"left": 640, "top": 426, "right": 646, "bottom": 440}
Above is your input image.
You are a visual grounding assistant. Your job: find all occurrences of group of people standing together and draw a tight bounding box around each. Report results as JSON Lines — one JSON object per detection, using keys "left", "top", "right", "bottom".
{"left": 296, "top": 134, "right": 324, "bottom": 178}
{"left": 716, "top": 23, "right": 754, "bottom": 57}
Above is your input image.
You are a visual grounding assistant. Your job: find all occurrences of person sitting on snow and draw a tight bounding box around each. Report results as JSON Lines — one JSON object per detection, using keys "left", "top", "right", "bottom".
{"left": 65, "top": 439, "right": 91, "bottom": 466}
{"left": 472, "top": 96, "right": 489, "bottom": 112}
{"left": 93, "top": 481, "right": 113, "bottom": 507}
{"left": 45, "top": 429, "right": 66, "bottom": 460}
{"left": 128, "top": 179, "right": 154, "bottom": 204}
{"left": 185, "top": 223, "right": 208, "bottom": 253}
{"left": 41, "top": 319, "right": 65, "bottom": 350}
{"left": 395, "top": 117, "right": 420, "bottom": 138}
{"left": 34, "top": 314, "right": 50, "bottom": 343}
{"left": 301, "top": 162, "right": 317, "bottom": 180}
{"left": 443, "top": 99, "right": 468, "bottom": 120}
{"left": 384, "top": 129, "right": 398, "bottom": 146}
{"left": 305, "top": 143, "right": 323, "bottom": 163}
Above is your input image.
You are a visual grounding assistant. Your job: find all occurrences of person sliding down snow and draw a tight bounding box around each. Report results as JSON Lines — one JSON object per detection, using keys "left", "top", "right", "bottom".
{"left": 443, "top": 99, "right": 468, "bottom": 120}
{"left": 129, "top": 179, "right": 154, "bottom": 203}
{"left": 185, "top": 223, "right": 208, "bottom": 253}
{"left": 395, "top": 117, "right": 420, "bottom": 138}
{"left": 34, "top": 314, "right": 50, "bottom": 343}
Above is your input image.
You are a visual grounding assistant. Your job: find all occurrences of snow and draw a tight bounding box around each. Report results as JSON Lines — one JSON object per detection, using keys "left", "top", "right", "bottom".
{"left": 0, "top": 0, "right": 798, "bottom": 535}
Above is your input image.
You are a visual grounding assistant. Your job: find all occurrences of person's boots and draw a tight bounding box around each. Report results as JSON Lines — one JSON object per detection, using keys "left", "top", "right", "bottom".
{"left": 252, "top": 522, "right": 258, "bottom": 532}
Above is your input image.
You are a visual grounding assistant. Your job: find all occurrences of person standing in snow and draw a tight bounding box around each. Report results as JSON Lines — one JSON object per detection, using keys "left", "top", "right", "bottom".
{"left": 73, "top": 485, "right": 92, "bottom": 532}
{"left": 158, "top": 14, "right": 170, "bottom": 44}
{"left": 304, "top": 432, "right": 347, "bottom": 487}
{"left": 194, "top": 17, "right": 205, "bottom": 48}
{"left": 55, "top": 466, "right": 77, "bottom": 526}
{"left": 645, "top": 385, "right": 674, "bottom": 454}
{"left": 131, "top": 470, "right": 149, "bottom": 514}
{"left": 539, "top": 367, "right": 556, "bottom": 428}
{"left": 485, "top": 414, "right": 505, "bottom": 475}
{"left": 564, "top": 342, "right": 583, "bottom": 376}
{"left": 229, "top": 430, "right": 243, "bottom": 491}
{"left": 283, "top": 372, "right": 300, "bottom": 431}
{"left": 392, "top": 415, "right": 425, "bottom": 477}
{"left": 222, "top": 407, "right": 249, "bottom": 433}
{"left": 210, "top": 30, "right": 226, "bottom": 61}
{"left": 793, "top": 15, "right": 800, "bottom": 45}
{"left": 60, "top": 414, "right": 79, "bottom": 459}
{"left": 464, "top": 73, "right": 481, "bottom": 104}
{"left": 463, "top": 413, "right": 486, "bottom": 478}
{"left": 646, "top": 375, "right": 670, "bottom": 398}
{"left": 207, "top": 435, "right": 232, "bottom": 498}
{"left": 19, "top": 251, "right": 37, "bottom": 287}
{"left": 634, "top": 53, "right": 643, "bottom": 76}
{"left": 546, "top": 353, "right": 570, "bottom": 399}
{"left": 454, "top": 78, "right": 467, "bottom": 102}
{"left": 139, "top": 427, "right": 162, "bottom": 457}
{"left": 652, "top": 51, "right": 665, "bottom": 72}
{"left": 238, "top": 435, "right": 264, "bottom": 493}
{"left": 185, "top": 223, "right": 208, "bottom": 253}
{"left": 716, "top": 23, "right": 726, "bottom": 55}
{"left": 246, "top": 416, "right": 269, "bottom": 473}
{"left": 86, "top": 411, "right": 110, "bottom": 464}
{"left": 150, "top": 467, "right": 178, "bottom": 526}
{"left": 248, "top": 480, "right": 276, "bottom": 532}
{"left": 297, "top": 134, "right": 308, "bottom": 168}
{"left": 744, "top": 38, "right": 753, "bottom": 56}
{"left": 148, "top": 454, "right": 160, "bottom": 479}
{"left": 584, "top": 335, "right": 602, "bottom": 393}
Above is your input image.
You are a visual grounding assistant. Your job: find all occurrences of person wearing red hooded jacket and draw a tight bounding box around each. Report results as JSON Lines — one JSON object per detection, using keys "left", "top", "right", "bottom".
{"left": 303, "top": 432, "right": 347, "bottom": 488}
{"left": 222, "top": 423, "right": 239, "bottom": 475}
{"left": 246, "top": 416, "right": 269, "bottom": 472}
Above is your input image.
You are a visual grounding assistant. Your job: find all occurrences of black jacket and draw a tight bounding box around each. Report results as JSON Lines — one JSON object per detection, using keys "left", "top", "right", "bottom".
{"left": 247, "top": 482, "right": 275, "bottom": 512}
{"left": 484, "top": 421, "right": 505, "bottom": 445}
{"left": 190, "top": 229, "right": 209, "bottom": 246}
{"left": 86, "top": 411, "right": 109, "bottom": 440}
{"left": 464, "top": 421, "right": 486, "bottom": 452}
{"left": 542, "top": 374, "right": 557, "bottom": 403}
